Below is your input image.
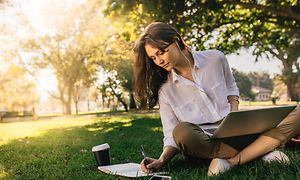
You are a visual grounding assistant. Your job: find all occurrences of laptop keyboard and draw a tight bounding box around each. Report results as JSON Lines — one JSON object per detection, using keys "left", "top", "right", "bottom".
{"left": 204, "top": 128, "right": 217, "bottom": 134}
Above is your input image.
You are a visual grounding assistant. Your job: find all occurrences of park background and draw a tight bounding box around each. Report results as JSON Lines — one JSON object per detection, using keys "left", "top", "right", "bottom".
{"left": 1, "top": 0, "right": 300, "bottom": 179}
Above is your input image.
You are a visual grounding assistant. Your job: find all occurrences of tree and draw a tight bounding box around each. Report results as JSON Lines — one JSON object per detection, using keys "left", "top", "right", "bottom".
{"left": 104, "top": 0, "right": 300, "bottom": 100}
{"left": 22, "top": 33, "right": 101, "bottom": 114}
{"left": 96, "top": 68, "right": 128, "bottom": 111}
{"left": 274, "top": 73, "right": 300, "bottom": 102}
{"left": 100, "top": 36, "right": 136, "bottom": 110}
{"left": 248, "top": 72, "right": 273, "bottom": 90}
{"left": 232, "top": 68, "right": 255, "bottom": 100}
{"left": 11, "top": 1, "right": 111, "bottom": 114}
{"left": 73, "top": 80, "right": 86, "bottom": 114}
{"left": 0, "top": 65, "right": 39, "bottom": 113}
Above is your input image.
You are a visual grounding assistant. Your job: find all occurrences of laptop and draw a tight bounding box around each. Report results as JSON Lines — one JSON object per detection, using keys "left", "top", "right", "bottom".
{"left": 200, "top": 105, "right": 297, "bottom": 138}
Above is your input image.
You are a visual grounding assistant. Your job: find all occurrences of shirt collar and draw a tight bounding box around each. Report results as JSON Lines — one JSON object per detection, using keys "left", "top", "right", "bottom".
{"left": 171, "top": 69, "right": 180, "bottom": 83}
{"left": 171, "top": 49, "right": 202, "bottom": 83}
{"left": 192, "top": 49, "right": 203, "bottom": 68}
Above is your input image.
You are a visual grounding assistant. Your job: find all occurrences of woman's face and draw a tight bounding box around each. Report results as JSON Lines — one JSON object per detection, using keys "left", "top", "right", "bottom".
{"left": 144, "top": 42, "right": 180, "bottom": 72}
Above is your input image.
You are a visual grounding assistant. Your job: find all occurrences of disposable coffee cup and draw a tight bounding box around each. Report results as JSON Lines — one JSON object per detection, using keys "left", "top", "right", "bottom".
{"left": 92, "top": 143, "right": 110, "bottom": 166}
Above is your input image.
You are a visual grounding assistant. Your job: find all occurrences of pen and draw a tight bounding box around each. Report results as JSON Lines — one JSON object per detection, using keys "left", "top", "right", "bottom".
{"left": 140, "top": 145, "right": 150, "bottom": 168}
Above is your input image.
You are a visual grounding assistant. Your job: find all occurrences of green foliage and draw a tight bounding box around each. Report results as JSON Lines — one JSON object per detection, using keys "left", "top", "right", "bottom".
{"left": 100, "top": 37, "right": 134, "bottom": 92}
{"left": 97, "top": 36, "right": 135, "bottom": 110}
{"left": 0, "top": 65, "right": 39, "bottom": 112}
{"left": 248, "top": 72, "right": 273, "bottom": 91}
{"left": 104, "top": 0, "right": 300, "bottom": 100}
{"left": 232, "top": 68, "right": 255, "bottom": 100}
{"left": 104, "top": 0, "right": 299, "bottom": 51}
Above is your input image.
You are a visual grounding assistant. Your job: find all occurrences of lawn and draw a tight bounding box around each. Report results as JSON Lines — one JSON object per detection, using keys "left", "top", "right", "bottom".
{"left": 1, "top": 112, "right": 300, "bottom": 179}
{"left": 239, "top": 101, "right": 299, "bottom": 106}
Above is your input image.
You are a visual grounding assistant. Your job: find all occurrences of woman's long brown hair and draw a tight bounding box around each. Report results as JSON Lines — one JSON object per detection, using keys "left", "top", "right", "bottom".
{"left": 132, "top": 22, "right": 188, "bottom": 108}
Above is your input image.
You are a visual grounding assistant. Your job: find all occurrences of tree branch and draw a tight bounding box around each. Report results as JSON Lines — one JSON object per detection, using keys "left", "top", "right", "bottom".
{"left": 267, "top": 48, "right": 281, "bottom": 60}
{"left": 15, "top": 53, "right": 61, "bottom": 100}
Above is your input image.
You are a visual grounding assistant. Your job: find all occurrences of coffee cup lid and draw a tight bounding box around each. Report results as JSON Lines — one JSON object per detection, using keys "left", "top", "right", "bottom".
{"left": 92, "top": 143, "right": 110, "bottom": 152}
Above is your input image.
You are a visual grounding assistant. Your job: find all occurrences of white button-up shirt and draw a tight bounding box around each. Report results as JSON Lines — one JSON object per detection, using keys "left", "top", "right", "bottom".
{"left": 158, "top": 49, "right": 239, "bottom": 149}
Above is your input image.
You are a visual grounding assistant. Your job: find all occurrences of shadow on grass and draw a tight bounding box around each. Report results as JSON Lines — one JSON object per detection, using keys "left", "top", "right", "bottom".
{"left": 0, "top": 115, "right": 166, "bottom": 179}
{"left": 1, "top": 115, "right": 300, "bottom": 180}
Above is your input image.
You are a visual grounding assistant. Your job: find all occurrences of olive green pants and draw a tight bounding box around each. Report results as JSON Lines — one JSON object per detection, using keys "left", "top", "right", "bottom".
{"left": 173, "top": 106, "right": 300, "bottom": 159}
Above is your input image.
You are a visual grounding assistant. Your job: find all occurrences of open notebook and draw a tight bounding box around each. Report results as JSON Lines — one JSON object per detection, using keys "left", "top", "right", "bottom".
{"left": 98, "top": 163, "right": 167, "bottom": 178}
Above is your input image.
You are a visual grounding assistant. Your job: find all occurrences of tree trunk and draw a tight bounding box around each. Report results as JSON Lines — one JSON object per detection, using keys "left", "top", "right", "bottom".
{"left": 64, "top": 101, "right": 72, "bottom": 114}
{"left": 108, "top": 84, "right": 128, "bottom": 112}
{"left": 286, "top": 83, "right": 298, "bottom": 101}
{"left": 64, "top": 86, "right": 73, "bottom": 114}
{"left": 112, "top": 93, "right": 128, "bottom": 112}
{"left": 129, "top": 91, "right": 136, "bottom": 109}
{"left": 280, "top": 57, "right": 300, "bottom": 101}
{"left": 75, "top": 101, "right": 79, "bottom": 114}
{"left": 58, "top": 83, "right": 71, "bottom": 114}
{"left": 107, "top": 98, "right": 110, "bottom": 109}
{"left": 101, "top": 93, "right": 105, "bottom": 108}
{"left": 118, "top": 97, "right": 128, "bottom": 111}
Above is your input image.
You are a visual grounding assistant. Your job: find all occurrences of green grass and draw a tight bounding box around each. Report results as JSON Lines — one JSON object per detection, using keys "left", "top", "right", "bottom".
{"left": 1, "top": 113, "right": 300, "bottom": 179}
{"left": 239, "top": 101, "right": 299, "bottom": 106}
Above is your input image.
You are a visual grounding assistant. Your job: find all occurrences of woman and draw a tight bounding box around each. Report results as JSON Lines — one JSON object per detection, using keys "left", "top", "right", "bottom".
{"left": 132, "top": 22, "right": 300, "bottom": 176}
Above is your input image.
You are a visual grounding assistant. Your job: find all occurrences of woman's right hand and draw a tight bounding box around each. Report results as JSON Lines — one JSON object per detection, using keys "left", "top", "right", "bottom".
{"left": 140, "top": 157, "right": 164, "bottom": 173}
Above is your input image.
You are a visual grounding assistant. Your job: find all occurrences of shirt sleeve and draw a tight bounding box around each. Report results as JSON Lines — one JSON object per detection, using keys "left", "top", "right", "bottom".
{"left": 159, "top": 90, "right": 180, "bottom": 150}
{"left": 219, "top": 51, "right": 240, "bottom": 97}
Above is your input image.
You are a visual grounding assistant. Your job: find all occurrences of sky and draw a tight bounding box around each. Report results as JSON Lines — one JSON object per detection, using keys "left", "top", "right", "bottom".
{"left": 227, "top": 49, "right": 282, "bottom": 76}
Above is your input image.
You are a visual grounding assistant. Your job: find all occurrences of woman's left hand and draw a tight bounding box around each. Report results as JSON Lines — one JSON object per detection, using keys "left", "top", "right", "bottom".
{"left": 228, "top": 96, "right": 239, "bottom": 111}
